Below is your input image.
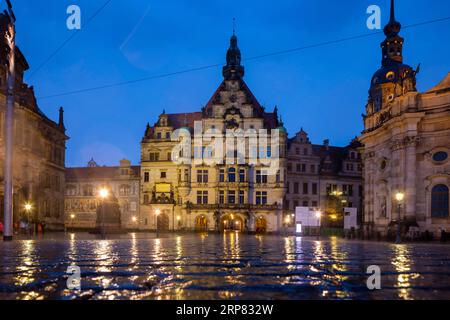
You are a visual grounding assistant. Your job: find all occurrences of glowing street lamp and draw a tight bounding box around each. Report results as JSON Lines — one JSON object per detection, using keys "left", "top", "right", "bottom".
{"left": 99, "top": 188, "right": 109, "bottom": 200}
{"left": 24, "top": 203, "right": 32, "bottom": 212}
{"left": 395, "top": 192, "right": 405, "bottom": 244}
{"left": 132, "top": 216, "right": 137, "bottom": 223}
{"left": 395, "top": 192, "right": 405, "bottom": 202}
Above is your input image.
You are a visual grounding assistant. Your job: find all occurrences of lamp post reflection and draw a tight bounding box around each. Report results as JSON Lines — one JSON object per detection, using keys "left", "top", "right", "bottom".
{"left": 155, "top": 209, "right": 161, "bottom": 238}
{"left": 315, "top": 210, "right": 322, "bottom": 238}
{"left": 395, "top": 192, "right": 404, "bottom": 244}
{"left": 24, "top": 203, "right": 32, "bottom": 237}
{"left": 98, "top": 188, "right": 109, "bottom": 239}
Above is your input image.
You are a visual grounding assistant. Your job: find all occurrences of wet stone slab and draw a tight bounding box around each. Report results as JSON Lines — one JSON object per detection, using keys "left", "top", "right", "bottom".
{"left": 0, "top": 233, "right": 450, "bottom": 300}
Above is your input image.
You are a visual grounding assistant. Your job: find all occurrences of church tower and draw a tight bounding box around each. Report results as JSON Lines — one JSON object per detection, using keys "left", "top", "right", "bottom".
{"left": 359, "top": 0, "right": 450, "bottom": 240}
{"left": 367, "top": 0, "right": 417, "bottom": 115}
{"left": 222, "top": 31, "right": 245, "bottom": 80}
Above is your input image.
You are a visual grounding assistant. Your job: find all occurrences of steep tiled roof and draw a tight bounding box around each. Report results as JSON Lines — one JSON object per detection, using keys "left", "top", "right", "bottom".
{"left": 66, "top": 166, "right": 140, "bottom": 181}
{"left": 425, "top": 72, "right": 450, "bottom": 94}
{"left": 204, "top": 79, "right": 265, "bottom": 116}
{"left": 167, "top": 112, "right": 203, "bottom": 129}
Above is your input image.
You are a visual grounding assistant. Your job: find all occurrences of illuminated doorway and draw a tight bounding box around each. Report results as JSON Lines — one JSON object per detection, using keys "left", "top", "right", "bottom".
{"left": 195, "top": 215, "right": 208, "bottom": 231}
{"left": 157, "top": 212, "right": 170, "bottom": 231}
{"left": 255, "top": 216, "right": 267, "bottom": 233}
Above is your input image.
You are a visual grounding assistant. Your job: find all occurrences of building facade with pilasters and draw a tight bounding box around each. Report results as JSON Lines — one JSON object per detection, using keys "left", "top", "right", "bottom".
{"left": 140, "top": 33, "right": 286, "bottom": 233}
{"left": 359, "top": 1, "right": 450, "bottom": 239}
{"left": 0, "top": 13, "right": 68, "bottom": 230}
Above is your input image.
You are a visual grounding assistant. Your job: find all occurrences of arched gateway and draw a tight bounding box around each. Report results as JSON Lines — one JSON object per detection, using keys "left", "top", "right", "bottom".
{"left": 220, "top": 214, "right": 245, "bottom": 232}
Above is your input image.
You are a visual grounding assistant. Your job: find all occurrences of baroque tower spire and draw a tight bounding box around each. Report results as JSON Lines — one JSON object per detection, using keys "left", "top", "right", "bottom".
{"left": 381, "top": 0, "right": 403, "bottom": 66}
{"left": 222, "top": 20, "right": 245, "bottom": 80}
{"left": 368, "top": 0, "right": 417, "bottom": 113}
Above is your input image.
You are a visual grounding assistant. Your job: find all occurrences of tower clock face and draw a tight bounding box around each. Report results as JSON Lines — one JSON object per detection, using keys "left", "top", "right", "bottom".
{"left": 386, "top": 71, "right": 395, "bottom": 81}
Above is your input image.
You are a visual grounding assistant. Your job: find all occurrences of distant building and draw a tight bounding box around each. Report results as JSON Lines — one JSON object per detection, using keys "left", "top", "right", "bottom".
{"left": 140, "top": 33, "right": 287, "bottom": 233}
{"left": 0, "top": 13, "right": 68, "bottom": 230}
{"left": 285, "top": 129, "right": 363, "bottom": 224}
{"left": 64, "top": 159, "right": 140, "bottom": 229}
{"left": 359, "top": 1, "right": 450, "bottom": 239}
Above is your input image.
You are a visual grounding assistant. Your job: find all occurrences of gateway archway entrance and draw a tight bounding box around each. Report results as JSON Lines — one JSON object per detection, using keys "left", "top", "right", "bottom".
{"left": 220, "top": 214, "right": 244, "bottom": 232}
{"left": 255, "top": 216, "right": 267, "bottom": 233}
{"left": 195, "top": 215, "right": 208, "bottom": 231}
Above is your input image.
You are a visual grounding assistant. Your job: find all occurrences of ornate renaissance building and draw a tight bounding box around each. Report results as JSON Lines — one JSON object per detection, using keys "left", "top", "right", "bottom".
{"left": 359, "top": 1, "right": 450, "bottom": 239}
{"left": 0, "top": 13, "right": 68, "bottom": 230}
{"left": 286, "top": 130, "right": 363, "bottom": 223}
{"left": 64, "top": 159, "right": 140, "bottom": 230}
{"left": 140, "top": 33, "right": 286, "bottom": 233}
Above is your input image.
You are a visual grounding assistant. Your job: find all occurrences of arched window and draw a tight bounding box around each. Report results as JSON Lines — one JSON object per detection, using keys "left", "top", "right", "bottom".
{"left": 431, "top": 185, "right": 449, "bottom": 218}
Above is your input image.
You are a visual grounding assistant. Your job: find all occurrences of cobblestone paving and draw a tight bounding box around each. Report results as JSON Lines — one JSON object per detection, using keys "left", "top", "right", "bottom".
{"left": 0, "top": 233, "right": 449, "bottom": 300}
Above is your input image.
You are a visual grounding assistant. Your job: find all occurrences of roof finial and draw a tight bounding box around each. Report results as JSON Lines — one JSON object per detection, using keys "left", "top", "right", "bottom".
{"left": 383, "top": 0, "right": 401, "bottom": 37}
{"left": 58, "top": 106, "right": 66, "bottom": 131}
{"left": 232, "top": 18, "right": 236, "bottom": 36}
{"left": 390, "top": 0, "right": 396, "bottom": 23}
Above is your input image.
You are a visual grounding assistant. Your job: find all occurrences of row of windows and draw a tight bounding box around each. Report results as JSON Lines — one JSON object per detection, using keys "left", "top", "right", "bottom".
{"left": 66, "top": 185, "right": 134, "bottom": 197}
{"left": 143, "top": 169, "right": 281, "bottom": 184}
{"left": 287, "top": 182, "right": 361, "bottom": 197}
{"left": 285, "top": 200, "right": 354, "bottom": 210}
{"left": 287, "top": 182, "right": 318, "bottom": 195}
{"left": 195, "top": 190, "right": 268, "bottom": 205}
{"left": 287, "top": 163, "right": 315, "bottom": 173}
{"left": 40, "top": 173, "right": 61, "bottom": 192}
{"left": 287, "top": 162, "right": 361, "bottom": 173}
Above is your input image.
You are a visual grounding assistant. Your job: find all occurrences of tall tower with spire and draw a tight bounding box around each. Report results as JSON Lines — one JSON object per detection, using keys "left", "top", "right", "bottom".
{"left": 222, "top": 28, "right": 245, "bottom": 80}
{"left": 367, "top": 0, "right": 417, "bottom": 114}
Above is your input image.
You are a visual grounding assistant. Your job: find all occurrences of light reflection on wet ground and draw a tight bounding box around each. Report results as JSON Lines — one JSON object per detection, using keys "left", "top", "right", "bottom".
{"left": 0, "top": 232, "right": 450, "bottom": 300}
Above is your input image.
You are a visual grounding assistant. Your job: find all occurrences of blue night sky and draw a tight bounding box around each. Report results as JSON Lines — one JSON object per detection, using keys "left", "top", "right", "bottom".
{"left": 10, "top": 0, "right": 450, "bottom": 167}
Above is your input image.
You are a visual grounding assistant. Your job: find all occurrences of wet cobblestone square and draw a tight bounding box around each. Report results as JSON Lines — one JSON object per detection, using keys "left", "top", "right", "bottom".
{"left": 1, "top": 233, "right": 449, "bottom": 300}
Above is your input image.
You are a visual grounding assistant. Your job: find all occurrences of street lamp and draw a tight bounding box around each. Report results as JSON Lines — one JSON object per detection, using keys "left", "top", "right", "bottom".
{"left": 3, "top": 0, "right": 16, "bottom": 242}
{"left": 98, "top": 188, "right": 109, "bottom": 239}
{"left": 155, "top": 209, "right": 161, "bottom": 238}
{"left": 395, "top": 192, "right": 404, "bottom": 244}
